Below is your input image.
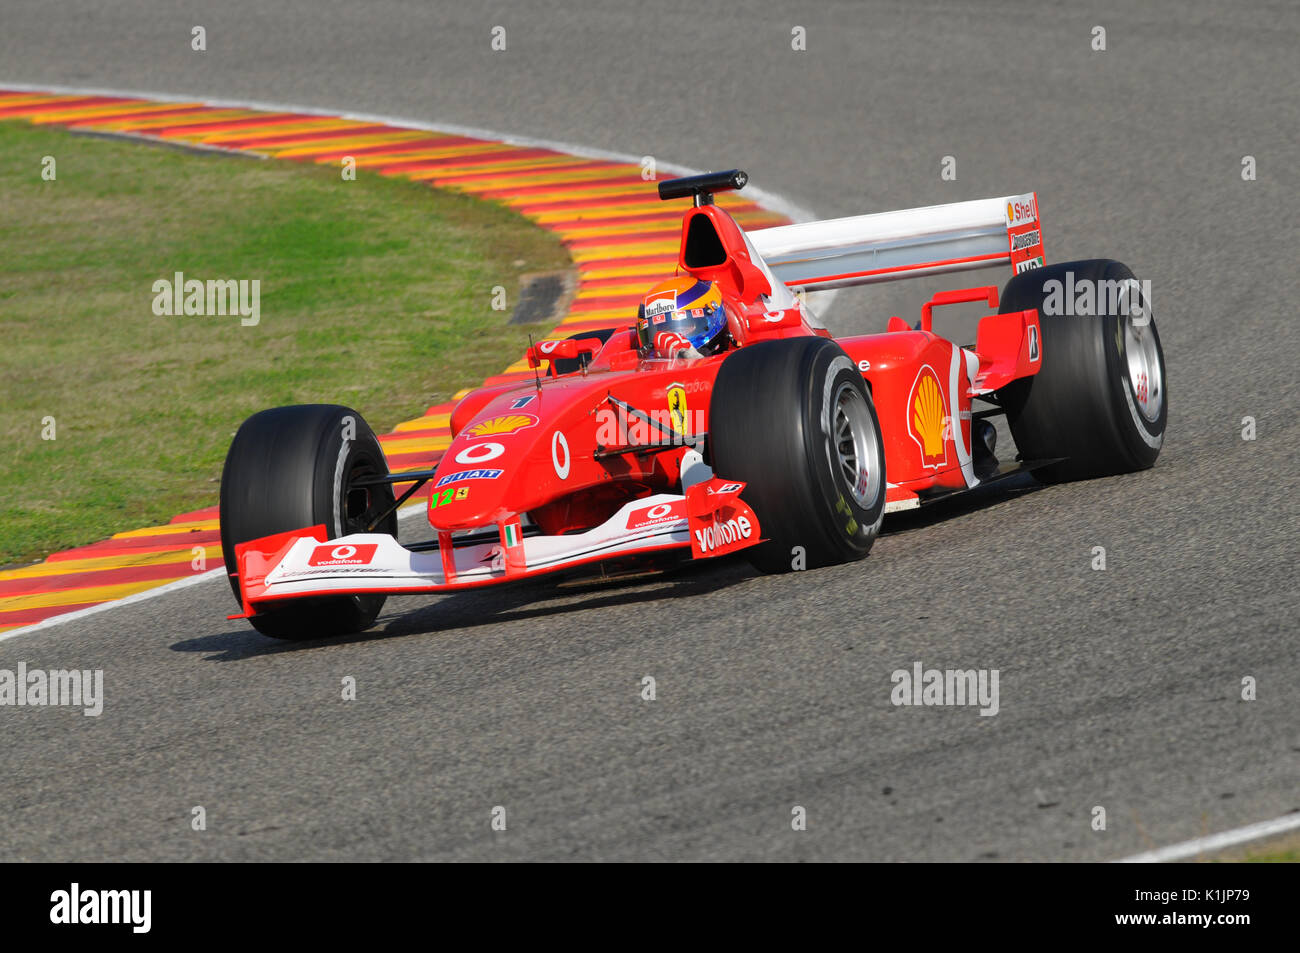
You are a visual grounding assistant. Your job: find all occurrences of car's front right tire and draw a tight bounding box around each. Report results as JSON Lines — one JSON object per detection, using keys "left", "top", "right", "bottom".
{"left": 219, "top": 404, "right": 396, "bottom": 639}
{"left": 709, "top": 337, "right": 886, "bottom": 574}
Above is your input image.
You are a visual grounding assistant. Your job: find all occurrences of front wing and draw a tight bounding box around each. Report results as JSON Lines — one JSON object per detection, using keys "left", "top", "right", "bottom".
{"left": 229, "top": 481, "right": 760, "bottom": 619}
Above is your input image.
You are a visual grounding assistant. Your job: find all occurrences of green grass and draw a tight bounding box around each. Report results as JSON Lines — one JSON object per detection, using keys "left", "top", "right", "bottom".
{"left": 1244, "top": 846, "right": 1298, "bottom": 862}
{"left": 1240, "top": 835, "right": 1299, "bottom": 862}
{"left": 0, "top": 122, "right": 571, "bottom": 567}
{"left": 1200, "top": 830, "right": 1300, "bottom": 862}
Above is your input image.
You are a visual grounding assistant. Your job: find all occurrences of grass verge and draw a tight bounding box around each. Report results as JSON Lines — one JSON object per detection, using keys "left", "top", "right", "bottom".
{"left": 0, "top": 121, "right": 571, "bottom": 566}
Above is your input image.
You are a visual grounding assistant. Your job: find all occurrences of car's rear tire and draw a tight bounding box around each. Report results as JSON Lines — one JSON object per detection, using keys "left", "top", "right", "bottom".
{"left": 999, "top": 259, "right": 1167, "bottom": 483}
{"left": 549, "top": 327, "right": 618, "bottom": 376}
{"left": 219, "top": 404, "right": 397, "bottom": 639}
{"left": 709, "top": 337, "right": 885, "bottom": 574}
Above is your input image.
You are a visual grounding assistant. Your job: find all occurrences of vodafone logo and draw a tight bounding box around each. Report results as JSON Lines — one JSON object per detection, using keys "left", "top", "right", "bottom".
{"left": 763, "top": 311, "right": 785, "bottom": 323}
{"left": 626, "top": 500, "right": 686, "bottom": 530}
{"left": 308, "top": 543, "right": 378, "bottom": 567}
{"left": 538, "top": 340, "right": 559, "bottom": 354}
{"left": 693, "top": 514, "right": 752, "bottom": 554}
{"left": 551, "top": 431, "right": 570, "bottom": 479}
{"left": 455, "top": 442, "right": 505, "bottom": 465}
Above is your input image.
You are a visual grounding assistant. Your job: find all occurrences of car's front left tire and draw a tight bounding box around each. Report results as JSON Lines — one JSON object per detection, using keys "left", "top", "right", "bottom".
{"left": 998, "top": 259, "right": 1167, "bottom": 482}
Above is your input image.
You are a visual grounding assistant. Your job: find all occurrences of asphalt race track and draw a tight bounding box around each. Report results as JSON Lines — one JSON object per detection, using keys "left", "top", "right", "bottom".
{"left": 1, "top": 1, "right": 1297, "bottom": 861}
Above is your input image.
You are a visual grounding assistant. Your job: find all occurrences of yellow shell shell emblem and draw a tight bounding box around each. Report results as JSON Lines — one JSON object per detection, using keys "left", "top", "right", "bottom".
{"left": 908, "top": 367, "right": 949, "bottom": 469}
{"left": 466, "top": 413, "right": 537, "bottom": 438}
{"left": 667, "top": 383, "right": 688, "bottom": 434}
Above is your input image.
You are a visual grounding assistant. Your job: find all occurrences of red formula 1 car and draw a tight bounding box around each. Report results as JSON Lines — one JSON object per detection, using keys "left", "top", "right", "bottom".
{"left": 220, "top": 169, "right": 1167, "bottom": 638}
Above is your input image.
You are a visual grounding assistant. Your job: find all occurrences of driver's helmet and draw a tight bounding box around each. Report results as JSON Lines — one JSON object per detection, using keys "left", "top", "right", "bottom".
{"left": 636, "top": 277, "right": 731, "bottom": 358}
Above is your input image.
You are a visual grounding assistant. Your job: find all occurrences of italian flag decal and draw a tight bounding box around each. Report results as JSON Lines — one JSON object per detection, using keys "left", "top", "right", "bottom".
{"left": 504, "top": 523, "right": 520, "bottom": 548}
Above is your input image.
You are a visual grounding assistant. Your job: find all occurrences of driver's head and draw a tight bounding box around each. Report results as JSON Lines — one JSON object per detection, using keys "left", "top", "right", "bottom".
{"left": 636, "top": 277, "right": 730, "bottom": 359}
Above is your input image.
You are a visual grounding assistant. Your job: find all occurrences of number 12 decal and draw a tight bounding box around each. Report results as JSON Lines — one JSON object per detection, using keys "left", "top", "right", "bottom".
{"left": 430, "top": 486, "right": 470, "bottom": 509}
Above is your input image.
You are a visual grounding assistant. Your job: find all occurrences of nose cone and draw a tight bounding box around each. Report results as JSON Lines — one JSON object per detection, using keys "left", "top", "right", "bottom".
{"left": 424, "top": 366, "right": 685, "bottom": 531}
{"left": 428, "top": 407, "right": 538, "bottom": 529}
{"left": 426, "top": 373, "right": 610, "bottom": 531}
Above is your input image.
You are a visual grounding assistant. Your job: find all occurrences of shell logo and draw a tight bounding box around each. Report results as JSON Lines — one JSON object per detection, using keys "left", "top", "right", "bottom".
{"left": 907, "top": 366, "right": 949, "bottom": 469}
{"left": 465, "top": 413, "right": 538, "bottom": 439}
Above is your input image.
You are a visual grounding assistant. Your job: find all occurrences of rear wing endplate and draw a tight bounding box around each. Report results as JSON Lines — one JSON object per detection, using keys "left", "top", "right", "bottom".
{"left": 747, "top": 192, "right": 1045, "bottom": 290}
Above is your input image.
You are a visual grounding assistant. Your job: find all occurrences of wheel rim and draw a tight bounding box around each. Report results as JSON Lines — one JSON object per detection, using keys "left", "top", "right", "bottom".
{"left": 1123, "top": 312, "right": 1163, "bottom": 423}
{"left": 343, "top": 454, "right": 391, "bottom": 535}
{"left": 831, "top": 383, "right": 882, "bottom": 508}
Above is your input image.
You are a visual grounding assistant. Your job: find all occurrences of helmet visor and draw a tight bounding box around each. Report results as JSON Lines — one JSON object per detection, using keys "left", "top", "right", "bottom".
{"left": 648, "top": 301, "right": 727, "bottom": 353}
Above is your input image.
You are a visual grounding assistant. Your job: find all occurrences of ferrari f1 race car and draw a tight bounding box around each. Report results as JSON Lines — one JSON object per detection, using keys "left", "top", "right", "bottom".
{"left": 220, "top": 169, "right": 1167, "bottom": 638}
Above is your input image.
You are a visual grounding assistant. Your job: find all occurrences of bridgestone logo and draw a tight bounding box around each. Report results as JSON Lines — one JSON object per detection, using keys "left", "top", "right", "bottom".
{"left": 694, "top": 514, "right": 752, "bottom": 553}
{"left": 278, "top": 567, "right": 389, "bottom": 579}
{"left": 1011, "top": 229, "right": 1041, "bottom": 251}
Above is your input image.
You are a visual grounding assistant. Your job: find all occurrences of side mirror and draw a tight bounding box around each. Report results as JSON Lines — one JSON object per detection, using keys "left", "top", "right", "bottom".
{"left": 526, "top": 337, "right": 605, "bottom": 369}
{"left": 919, "top": 286, "right": 999, "bottom": 332}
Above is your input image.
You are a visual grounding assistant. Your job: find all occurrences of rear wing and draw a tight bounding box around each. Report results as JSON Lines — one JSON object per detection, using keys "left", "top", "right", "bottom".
{"left": 747, "top": 193, "right": 1045, "bottom": 290}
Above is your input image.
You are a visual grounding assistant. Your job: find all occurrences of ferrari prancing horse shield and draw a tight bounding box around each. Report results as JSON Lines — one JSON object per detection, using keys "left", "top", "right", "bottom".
{"left": 667, "top": 382, "right": 688, "bottom": 434}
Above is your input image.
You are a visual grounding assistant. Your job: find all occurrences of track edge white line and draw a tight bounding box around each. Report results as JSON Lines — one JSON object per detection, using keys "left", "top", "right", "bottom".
{"left": 1115, "top": 811, "right": 1300, "bottom": 863}
{"left": 0, "top": 509, "right": 430, "bottom": 643}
